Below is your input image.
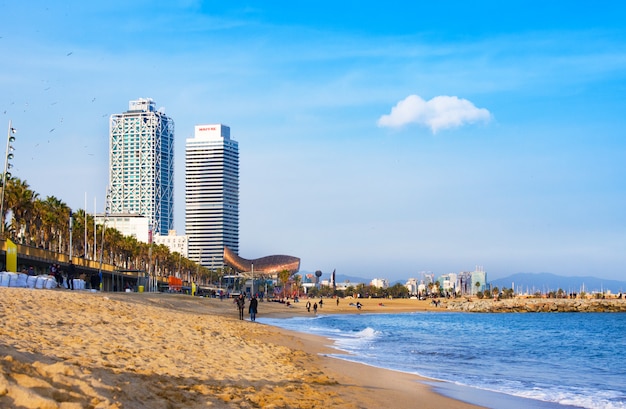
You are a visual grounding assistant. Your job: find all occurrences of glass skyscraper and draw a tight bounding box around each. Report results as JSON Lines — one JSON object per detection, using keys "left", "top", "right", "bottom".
{"left": 185, "top": 124, "right": 239, "bottom": 268}
{"left": 109, "top": 98, "right": 174, "bottom": 236}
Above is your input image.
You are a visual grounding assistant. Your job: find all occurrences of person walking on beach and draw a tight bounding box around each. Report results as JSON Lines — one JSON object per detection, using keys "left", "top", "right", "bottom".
{"left": 56, "top": 264, "right": 64, "bottom": 288}
{"left": 319, "top": 299, "right": 323, "bottom": 309}
{"left": 313, "top": 302, "right": 318, "bottom": 314}
{"left": 90, "top": 273, "right": 100, "bottom": 291}
{"left": 50, "top": 264, "right": 60, "bottom": 287}
{"left": 236, "top": 294, "right": 245, "bottom": 320}
{"left": 249, "top": 296, "right": 258, "bottom": 322}
{"left": 306, "top": 300, "right": 311, "bottom": 312}
{"left": 67, "top": 261, "right": 76, "bottom": 290}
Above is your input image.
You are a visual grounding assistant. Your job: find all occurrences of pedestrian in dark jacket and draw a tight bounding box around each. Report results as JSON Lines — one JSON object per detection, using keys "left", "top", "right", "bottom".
{"left": 249, "top": 296, "right": 258, "bottom": 321}
{"left": 67, "top": 261, "right": 76, "bottom": 290}
{"left": 236, "top": 294, "right": 245, "bottom": 320}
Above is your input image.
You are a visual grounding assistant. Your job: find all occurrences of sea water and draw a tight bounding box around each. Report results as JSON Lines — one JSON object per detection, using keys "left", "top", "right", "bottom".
{"left": 258, "top": 311, "right": 626, "bottom": 409}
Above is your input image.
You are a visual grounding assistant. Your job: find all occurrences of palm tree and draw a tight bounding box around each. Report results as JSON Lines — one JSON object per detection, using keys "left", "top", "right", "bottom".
{"left": 152, "top": 244, "right": 170, "bottom": 277}
{"left": 69, "top": 209, "right": 95, "bottom": 259}
{"left": 278, "top": 269, "right": 291, "bottom": 298}
{"left": 36, "top": 196, "right": 70, "bottom": 252}
{"left": 105, "top": 228, "right": 124, "bottom": 265}
{"left": 4, "top": 177, "right": 38, "bottom": 243}
{"left": 292, "top": 274, "right": 302, "bottom": 298}
{"left": 116, "top": 235, "right": 139, "bottom": 269}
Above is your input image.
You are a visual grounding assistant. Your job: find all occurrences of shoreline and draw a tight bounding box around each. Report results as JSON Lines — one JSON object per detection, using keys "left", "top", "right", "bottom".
{"left": 0, "top": 288, "right": 484, "bottom": 408}
{"left": 254, "top": 314, "right": 484, "bottom": 409}
{"left": 257, "top": 300, "right": 580, "bottom": 409}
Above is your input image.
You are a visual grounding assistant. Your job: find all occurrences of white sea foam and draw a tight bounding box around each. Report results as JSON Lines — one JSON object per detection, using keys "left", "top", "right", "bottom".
{"left": 260, "top": 312, "right": 626, "bottom": 409}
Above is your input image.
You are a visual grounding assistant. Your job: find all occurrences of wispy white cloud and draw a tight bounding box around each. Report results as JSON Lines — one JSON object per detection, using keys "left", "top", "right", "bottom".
{"left": 377, "top": 94, "right": 491, "bottom": 133}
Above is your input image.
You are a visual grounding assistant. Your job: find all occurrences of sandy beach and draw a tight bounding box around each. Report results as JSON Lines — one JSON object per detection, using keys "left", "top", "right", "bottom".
{"left": 0, "top": 288, "right": 481, "bottom": 408}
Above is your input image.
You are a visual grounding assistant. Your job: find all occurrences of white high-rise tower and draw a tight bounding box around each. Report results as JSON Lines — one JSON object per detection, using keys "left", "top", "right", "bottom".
{"left": 185, "top": 124, "right": 239, "bottom": 268}
{"left": 109, "top": 98, "right": 174, "bottom": 236}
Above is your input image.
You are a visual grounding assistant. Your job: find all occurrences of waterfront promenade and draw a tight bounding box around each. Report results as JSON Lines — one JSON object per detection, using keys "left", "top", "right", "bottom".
{"left": 0, "top": 239, "right": 155, "bottom": 291}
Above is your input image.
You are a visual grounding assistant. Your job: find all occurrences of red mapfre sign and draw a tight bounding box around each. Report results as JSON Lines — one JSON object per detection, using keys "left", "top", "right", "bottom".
{"left": 198, "top": 127, "right": 216, "bottom": 131}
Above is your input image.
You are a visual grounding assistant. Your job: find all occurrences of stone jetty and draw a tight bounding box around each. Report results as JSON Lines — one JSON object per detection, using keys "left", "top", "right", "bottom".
{"left": 442, "top": 298, "right": 626, "bottom": 312}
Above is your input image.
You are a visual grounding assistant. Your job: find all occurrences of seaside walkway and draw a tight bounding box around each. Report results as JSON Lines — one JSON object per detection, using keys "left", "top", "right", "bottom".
{"left": 0, "top": 239, "right": 164, "bottom": 292}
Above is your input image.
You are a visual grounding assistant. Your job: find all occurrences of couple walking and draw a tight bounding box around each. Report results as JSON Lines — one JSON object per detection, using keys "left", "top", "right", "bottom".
{"left": 236, "top": 294, "right": 258, "bottom": 321}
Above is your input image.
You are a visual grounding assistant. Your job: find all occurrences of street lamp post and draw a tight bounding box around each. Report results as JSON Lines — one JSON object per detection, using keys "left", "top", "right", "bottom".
{"left": 1, "top": 121, "right": 17, "bottom": 236}
{"left": 98, "top": 188, "right": 111, "bottom": 291}
{"left": 148, "top": 222, "right": 153, "bottom": 291}
{"left": 69, "top": 211, "right": 73, "bottom": 261}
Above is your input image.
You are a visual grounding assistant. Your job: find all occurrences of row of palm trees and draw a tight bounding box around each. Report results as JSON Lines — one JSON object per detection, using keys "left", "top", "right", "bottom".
{"left": 1, "top": 176, "right": 211, "bottom": 282}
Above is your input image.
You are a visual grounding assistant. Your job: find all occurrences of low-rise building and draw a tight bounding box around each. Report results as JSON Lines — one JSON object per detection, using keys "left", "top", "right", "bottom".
{"left": 95, "top": 213, "right": 150, "bottom": 243}
{"left": 370, "top": 278, "right": 389, "bottom": 289}
{"left": 153, "top": 230, "right": 188, "bottom": 258}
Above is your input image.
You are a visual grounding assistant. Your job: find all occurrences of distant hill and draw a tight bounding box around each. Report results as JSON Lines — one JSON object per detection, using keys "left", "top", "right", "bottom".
{"left": 298, "top": 271, "right": 368, "bottom": 285}
{"left": 490, "top": 272, "right": 626, "bottom": 294}
{"left": 333, "top": 273, "right": 369, "bottom": 284}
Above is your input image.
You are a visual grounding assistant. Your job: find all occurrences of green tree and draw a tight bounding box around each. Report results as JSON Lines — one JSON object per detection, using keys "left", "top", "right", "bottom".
{"left": 292, "top": 274, "right": 302, "bottom": 297}
{"left": 388, "top": 283, "right": 409, "bottom": 298}
{"left": 474, "top": 280, "right": 481, "bottom": 295}
{"left": 4, "top": 177, "right": 38, "bottom": 242}
{"left": 277, "top": 269, "right": 291, "bottom": 298}
{"left": 36, "top": 196, "right": 70, "bottom": 252}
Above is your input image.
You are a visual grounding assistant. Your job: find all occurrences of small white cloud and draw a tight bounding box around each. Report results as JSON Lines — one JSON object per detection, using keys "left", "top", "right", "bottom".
{"left": 377, "top": 94, "right": 491, "bottom": 133}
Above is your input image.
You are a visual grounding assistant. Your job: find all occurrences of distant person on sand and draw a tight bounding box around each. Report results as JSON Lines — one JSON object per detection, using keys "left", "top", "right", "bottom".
{"left": 336, "top": 298, "right": 339, "bottom": 306}
{"left": 50, "top": 264, "right": 61, "bottom": 287}
{"left": 67, "top": 261, "right": 76, "bottom": 290}
{"left": 306, "top": 300, "right": 311, "bottom": 312}
{"left": 319, "top": 299, "right": 323, "bottom": 309}
{"left": 236, "top": 294, "right": 245, "bottom": 320}
{"left": 313, "top": 302, "right": 318, "bottom": 314}
{"left": 90, "top": 273, "right": 100, "bottom": 291}
{"left": 56, "top": 264, "right": 64, "bottom": 288}
{"left": 49, "top": 263, "right": 57, "bottom": 277}
{"left": 249, "top": 296, "right": 258, "bottom": 322}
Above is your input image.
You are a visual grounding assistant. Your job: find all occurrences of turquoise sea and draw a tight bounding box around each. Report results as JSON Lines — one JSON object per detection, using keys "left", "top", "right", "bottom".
{"left": 258, "top": 312, "right": 626, "bottom": 409}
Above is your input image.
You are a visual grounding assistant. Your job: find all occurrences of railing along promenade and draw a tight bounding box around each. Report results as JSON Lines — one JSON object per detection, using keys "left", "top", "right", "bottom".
{"left": 0, "top": 239, "right": 167, "bottom": 292}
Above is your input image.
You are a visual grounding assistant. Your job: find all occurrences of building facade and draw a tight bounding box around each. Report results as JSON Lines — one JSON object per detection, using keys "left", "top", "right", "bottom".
{"left": 109, "top": 98, "right": 174, "bottom": 237}
{"left": 471, "top": 266, "right": 487, "bottom": 294}
{"left": 370, "top": 278, "right": 389, "bottom": 289}
{"left": 94, "top": 213, "right": 150, "bottom": 243}
{"left": 153, "top": 230, "right": 188, "bottom": 258}
{"left": 185, "top": 124, "right": 238, "bottom": 268}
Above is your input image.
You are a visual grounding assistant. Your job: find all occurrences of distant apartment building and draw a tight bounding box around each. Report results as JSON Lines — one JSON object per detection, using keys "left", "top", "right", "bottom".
{"left": 470, "top": 266, "right": 487, "bottom": 294}
{"left": 457, "top": 271, "right": 474, "bottom": 295}
{"left": 153, "top": 230, "right": 188, "bottom": 258}
{"left": 185, "top": 124, "right": 239, "bottom": 268}
{"left": 109, "top": 98, "right": 174, "bottom": 237}
{"left": 438, "top": 273, "right": 458, "bottom": 294}
{"left": 301, "top": 273, "right": 317, "bottom": 293}
{"left": 405, "top": 278, "right": 419, "bottom": 295}
{"left": 95, "top": 213, "right": 150, "bottom": 243}
{"left": 370, "top": 278, "right": 389, "bottom": 289}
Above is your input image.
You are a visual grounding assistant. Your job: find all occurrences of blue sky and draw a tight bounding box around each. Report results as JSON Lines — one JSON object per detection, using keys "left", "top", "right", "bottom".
{"left": 1, "top": 1, "right": 625, "bottom": 282}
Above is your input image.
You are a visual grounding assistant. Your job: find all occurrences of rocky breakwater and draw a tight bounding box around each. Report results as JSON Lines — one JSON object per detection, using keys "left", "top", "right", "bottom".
{"left": 442, "top": 298, "right": 626, "bottom": 312}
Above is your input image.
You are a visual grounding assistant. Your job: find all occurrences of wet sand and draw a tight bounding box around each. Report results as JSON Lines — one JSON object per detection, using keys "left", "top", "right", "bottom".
{"left": 0, "top": 288, "right": 482, "bottom": 408}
